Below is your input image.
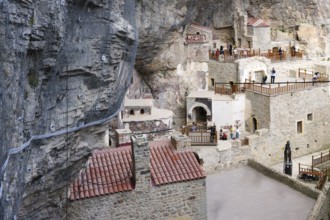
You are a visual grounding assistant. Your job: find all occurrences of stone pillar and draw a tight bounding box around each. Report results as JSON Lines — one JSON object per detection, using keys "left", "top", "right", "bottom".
{"left": 171, "top": 133, "right": 191, "bottom": 151}
{"left": 131, "top": 135, "right": 150, "bottom": 191}
{"left": 115, "top": 128, "right": 132, "bottom": 147}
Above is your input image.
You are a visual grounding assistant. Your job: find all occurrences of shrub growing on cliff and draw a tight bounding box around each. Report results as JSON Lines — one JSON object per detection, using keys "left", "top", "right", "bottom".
{"left": 28, "top": 69, "right": 39, "bottom": 88}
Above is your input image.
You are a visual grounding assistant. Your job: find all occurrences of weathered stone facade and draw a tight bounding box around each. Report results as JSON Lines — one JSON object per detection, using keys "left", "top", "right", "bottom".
{"left": 68, "top": 137, "right": 207, "bottom": 220}
{"left": 68, "top": 179, "right": 207, "bottom": 220}
{"left": 209, "top": 60, "right": 238, "bottom": 87}
{"left": 246, "top": 85, "right": 330, "bottom": 164}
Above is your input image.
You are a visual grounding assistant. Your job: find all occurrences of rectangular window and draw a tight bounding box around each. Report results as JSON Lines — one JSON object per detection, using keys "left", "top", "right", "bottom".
{"left": 307, "top": 113, "right": 313, "bottom": 121}
{"left": 297, "top": 121, "right": 303, "bottom": 134}
{"left": 211, "top": 78, "right": 215, "bottom": 86}
{"left": 213, "top": 43, "right": 217, "bottom": 48}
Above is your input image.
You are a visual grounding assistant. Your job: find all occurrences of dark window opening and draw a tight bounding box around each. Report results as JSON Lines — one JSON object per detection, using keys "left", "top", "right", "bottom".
{"left": 140, "top": 109, "right": 145, "bottom": 114}
{"left": 211, "top": 78, "right": 215, "bottom": 86}
{"left": 130, "top": 109, "right": 134, "bottom": 115}
{"left": 297, "top": 121, "right": 303, "bottom": 134}
{"left": 307, "top": 113, "right": 313, "bottom": 121}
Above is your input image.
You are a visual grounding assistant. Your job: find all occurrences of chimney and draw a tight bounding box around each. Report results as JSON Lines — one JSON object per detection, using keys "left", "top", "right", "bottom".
{"left": 171, "top": 133, "right": 191, "bottom": 151}
{"left": 115, "top": 128, "right": 132, "bottom": 147}
{"left": 131, "top": 135, "right": 150, "bottom": 191}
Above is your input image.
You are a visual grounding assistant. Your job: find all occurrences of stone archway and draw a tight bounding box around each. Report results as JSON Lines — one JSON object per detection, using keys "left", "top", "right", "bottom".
{"left": 188, "top": 103, "right": 211, "bottom": 124}
{"left": 192, "top": 107, "right": 207, "bottom": 123}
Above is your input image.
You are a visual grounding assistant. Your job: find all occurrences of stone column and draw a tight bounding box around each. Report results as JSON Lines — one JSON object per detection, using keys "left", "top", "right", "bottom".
{"left": 131, "top": 135, "right": 150, "bottom": 191}
{"left": 171, "top": 133, "right": 191, "bottom": 151}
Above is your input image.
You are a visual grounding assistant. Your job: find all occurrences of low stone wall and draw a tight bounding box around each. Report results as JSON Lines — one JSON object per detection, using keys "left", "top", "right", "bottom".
{"left": 247, "top": 159, "right": 319, "bottom": 199}
{"left": 68, "top": 179, "right": 207, "bottom": 220}
{"left": 248, "top": 159, "right": 330, "bottom": 220}
{"left": 307, "top": 188, "right": 330, "bottom": 220}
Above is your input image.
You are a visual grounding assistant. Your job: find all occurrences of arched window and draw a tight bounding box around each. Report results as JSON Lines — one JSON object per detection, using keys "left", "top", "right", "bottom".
{"left": 130, "top": 109, "right": 134, "bottom": 115}
{"left": 140, "top": 109, "right": 145, "bottom": 114}
{"left": 253, "top": 117, "right": 257, "bottom": 133}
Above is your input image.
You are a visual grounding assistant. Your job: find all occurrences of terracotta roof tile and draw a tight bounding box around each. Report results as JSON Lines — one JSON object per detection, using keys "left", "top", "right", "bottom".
{"left": 69, "top": 146, "right": 133, "bottom": 201}
{"left": 247, "top": 17, "right": 270, "bottom": 27}
{"left": 150, "top": 140, "right": 205, "bottom": 186}
{"left": 69, "top": 141, "right": 205, "bottom": 200}
{"left": 190, "top": 22, "right": 213, "bottom": 33}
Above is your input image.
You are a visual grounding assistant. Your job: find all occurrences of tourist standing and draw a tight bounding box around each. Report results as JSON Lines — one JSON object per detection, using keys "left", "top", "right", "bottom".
{"left": 229, "top": 44, "right": 233, "bottom": 56}
{"left": 229, "top": 125, "right": 235, "bottom": 139}
{"left": 191, "top": 122, "right": 197, "bottom": 132}
{"left": 235, "top": 126, "right": 240, "bottom": 139}
{"left": 271, "top": 67, "right": 276, "bottom": 84}
{"left": 220, "top": 45, "right": 224, "bottom": 55}
{"left": 208, "top": 123, "right": 216, "bottom": 143}
{"left": 278, "top": 47, "right": 283, "bottom": 60}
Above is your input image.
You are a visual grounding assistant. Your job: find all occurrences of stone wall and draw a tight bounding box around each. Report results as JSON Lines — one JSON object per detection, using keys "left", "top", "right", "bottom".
{"left": 307, "top": 186, "right": 330, "bottom": 220}
{"left": 245, "top": 91, "right": 271, "bottom": 132}
{"left": 68, "top": 178, "right": 207, "bottom": 220}
{"left": 185, "top": 43, "right": 210, "bottom": 63}
{"left": 253, "top": 27, "right": 271, "bottom": 51}
{"left": 246, "top": 85, "right": 330, "bottom": 164}
{"left": 124, "top": 119, "right": 172, "bottom": 140}
{"left": 247, "top": 159, "right": 320, "bottom": 199}
{"left": 208, "top": 60, "right": 238, "bottom": 88}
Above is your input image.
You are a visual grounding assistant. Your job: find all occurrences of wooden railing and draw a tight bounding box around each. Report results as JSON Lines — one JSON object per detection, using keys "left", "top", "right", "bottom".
{"left": 188, "top": 131, "right": 218, "bottom": 146}
{"left": 316, "top": 171, "right": 328, "bottom": 190}
{"left": 215, "top": 80, "right": 329, "bottom": 96}
{"left": 298, "top": 69, "right": 328, "bottom": 81}
{"left": 261, "top": 50, "right": 287, "bottom": 61}
{"left": 299, "top": 163, "right": 328, "bottom": 190}
{"left": 214, "top": 83, "right": 244, "bottom": 95}
{"left": 291, "top": 49, "right": 303, "bottom": 58}
{"left": 312, "top": 149, "right": 330, "bottom": 167}
{"left": 244, "top": 80, "right": 329, "bottom": 96}
{"left": 209, "top": 48, "right": 261, "bottom": 62}
{"left": 299, "top": 163, "right": 323, "bottom": 177}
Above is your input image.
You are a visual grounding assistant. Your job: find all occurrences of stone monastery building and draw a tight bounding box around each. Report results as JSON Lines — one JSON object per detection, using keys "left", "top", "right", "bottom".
{"left": 68, "top": 135, "right": 207, "bottom": 219}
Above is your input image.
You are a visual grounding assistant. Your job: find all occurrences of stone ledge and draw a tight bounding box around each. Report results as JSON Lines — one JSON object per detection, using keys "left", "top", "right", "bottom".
{"left": 247, "top": 159, "right": 319, "bottom": 199}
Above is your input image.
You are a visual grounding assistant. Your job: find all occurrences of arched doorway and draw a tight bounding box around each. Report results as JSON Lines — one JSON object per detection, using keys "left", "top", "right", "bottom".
{"left": 252, "top": 117, "right": 257, "bottom": 133}
{"left": 192, "top": 107, "right": 207, "bottom": 123}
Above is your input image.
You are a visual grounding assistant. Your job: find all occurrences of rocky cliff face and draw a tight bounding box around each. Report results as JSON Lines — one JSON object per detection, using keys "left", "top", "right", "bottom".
{"left": 0, "top": 0, "right": 329, "bottom": 219}
{"left": 0, "top": 0, "right": 137, "bottom": 219}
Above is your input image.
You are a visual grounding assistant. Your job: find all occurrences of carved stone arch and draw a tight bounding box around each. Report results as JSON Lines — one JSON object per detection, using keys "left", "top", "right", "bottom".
{"left": 188, "top": 102, "right": 211, "bottom": 116}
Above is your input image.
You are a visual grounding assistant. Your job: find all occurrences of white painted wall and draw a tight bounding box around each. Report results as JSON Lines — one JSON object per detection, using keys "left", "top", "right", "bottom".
{"left": 232, "top": 94, "right": 246, "bottom": 130}
{"left": 212, "top": 94, "right": 246, "bottom": 130}
{"left": 213, "top": 100, "right": 233, "bottom": 128}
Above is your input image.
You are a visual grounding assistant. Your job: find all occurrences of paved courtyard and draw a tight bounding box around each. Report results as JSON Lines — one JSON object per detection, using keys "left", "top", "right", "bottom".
{"left": 207, "top": 166, "right": 316, "bottom": 220}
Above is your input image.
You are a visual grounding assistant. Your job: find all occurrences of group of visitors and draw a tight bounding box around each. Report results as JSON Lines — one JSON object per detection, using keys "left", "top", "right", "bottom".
{"left": 219, "top": 125, "right": 240, "bottom": 140}
{"left": 261, "top": 67, "right": 276, "bottom": 84}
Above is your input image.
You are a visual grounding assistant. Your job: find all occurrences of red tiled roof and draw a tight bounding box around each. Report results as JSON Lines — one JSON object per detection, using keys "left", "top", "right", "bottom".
{"left": 247, "top": 17, "right": 269, "bottom": 27}
{"left": 150, "top": 140, "right": 205, "bottom": 186}
{"left": 69, "top": 146, "right": 133, "bottom": 201}
{"left": 69, "top": 141, "right": 205, "bottom": 200}
{"left": 190, "top": 22, "right": 213, "bottom": 33}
